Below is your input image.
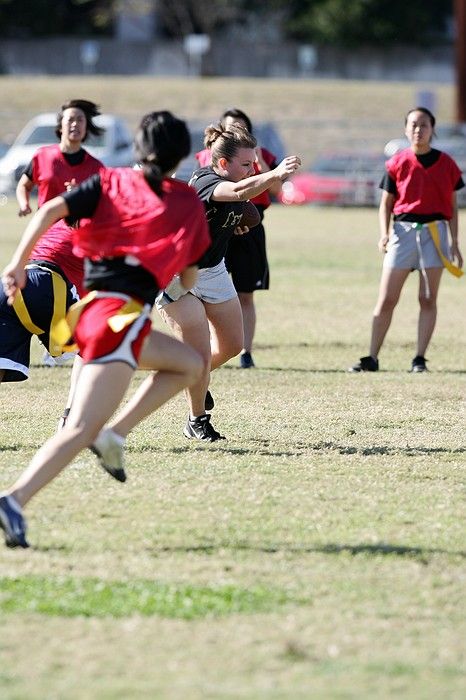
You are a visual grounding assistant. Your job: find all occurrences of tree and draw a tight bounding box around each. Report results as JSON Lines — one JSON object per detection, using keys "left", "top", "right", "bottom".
{"left": 268, "top": 0, "right": 452, "bottom": 47}
{"left": 0, "top": 0, "right": 114, "bottom": 37}
{"left": 156, "top": 0, "right": 245, "bottom": 37}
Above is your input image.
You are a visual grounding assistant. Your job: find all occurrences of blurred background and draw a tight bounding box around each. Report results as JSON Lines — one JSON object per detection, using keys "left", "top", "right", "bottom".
{"left": 0, "top": 0, "right": 465, "bottom": 206}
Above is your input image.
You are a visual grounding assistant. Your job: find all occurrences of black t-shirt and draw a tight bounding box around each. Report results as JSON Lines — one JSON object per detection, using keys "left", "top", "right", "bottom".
{"left": 22, "top": 148, "right": 87, "bottom": 180}
{"left": 379, "top": 149, "right": 465, "bottom": 223}
{"left": 63, "top": 174, "right": 159, "bottom": 304}
{"left": 189, "top": 166, "right": 245, "bottom": 269}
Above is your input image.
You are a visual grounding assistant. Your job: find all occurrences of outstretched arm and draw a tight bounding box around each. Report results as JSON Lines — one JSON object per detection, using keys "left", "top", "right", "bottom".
{"left": 211, "top": 156, "right": 301, "bottom": 202}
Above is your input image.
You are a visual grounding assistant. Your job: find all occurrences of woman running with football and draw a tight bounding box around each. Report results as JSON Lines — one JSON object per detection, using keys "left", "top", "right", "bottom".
{"left": 349, "top": 106, "right": 463, "bottom": 373}
{"left": 196, "top": 108, "right": 281, "bottom": 369}
{"left": 0, "top": 110, "right": 210, "bottom": 548}
{"left": 157, "top": 121, "right": 301, "bottom": 442}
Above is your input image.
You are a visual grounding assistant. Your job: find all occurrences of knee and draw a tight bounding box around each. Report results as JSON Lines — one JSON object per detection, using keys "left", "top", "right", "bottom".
{"left": 224, "top": 337, "right": 243, "bottom": 361}
{"left": 62, "top": 420, "right": 100, "bottom": 447}
{"left": 188, "top": 349, "right": 205, "bottom": 384}
{"left": 419, "top": 295, "right": 436, "bottom": 311}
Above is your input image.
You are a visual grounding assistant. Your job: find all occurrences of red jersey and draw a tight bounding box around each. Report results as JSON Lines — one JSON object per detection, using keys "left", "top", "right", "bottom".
{"left": 28, "top": 145, "right": 103, "bottom": 294}
{"left": 194, "top": 146, "right": 277, "bottom": 209}
{"left": 73, "top": 168, "right": 210, "bottom": 289}
{"left": 386, "top": 148, "right": 462, "bottom": 220}
{"left": 32, "top": 144, "right": 103, "bottom": 207}
{"left": 30, "top": 223, "right": 85, "bottom": 293}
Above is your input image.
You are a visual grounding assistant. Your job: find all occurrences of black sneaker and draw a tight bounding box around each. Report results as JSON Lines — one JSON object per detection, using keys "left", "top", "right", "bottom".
{"left": 410, "top": 355, "right": 428, "bottom": 373}
{"left": 184, "top": 414, "right": 225, "bottom": 442}
{"left": 205, "top": 390, "right": 215, "bottom": 411}
{"left": 348, "top": 356, "right": 379, "bottom": 372}
{"left": 0, "top": 494, "right": 29, "bottom": 548}
{"left": 240, "top": 351, "right": 255, "bottom": 369}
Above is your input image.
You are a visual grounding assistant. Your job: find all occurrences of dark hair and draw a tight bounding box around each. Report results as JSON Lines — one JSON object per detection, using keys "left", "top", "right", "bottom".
{"left": 55, "top": 99, "right": 104, "bottom": 141}
{"left": 204, "top": 123, "right": 256, "bottom": 167}
{"left": 221, "top": 108, "right": 253, "bottom": 134}
{"left": 405, "top": 106, "right": 436, "bottom": 129}
{"left": 134, "top": 111, "right": 191, "bottom": 195}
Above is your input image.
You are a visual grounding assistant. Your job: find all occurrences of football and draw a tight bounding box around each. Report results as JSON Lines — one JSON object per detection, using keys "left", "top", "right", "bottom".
{"left": 240, "top": 201, "right": 261, "bottom": 229}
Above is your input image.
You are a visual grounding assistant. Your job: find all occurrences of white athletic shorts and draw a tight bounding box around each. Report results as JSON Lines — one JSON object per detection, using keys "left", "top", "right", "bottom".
{"left": 156, "top": 260, "right": 237, "bottom": 309}
{"left": 383, "top": 220, "right": 451, "bottom": 270}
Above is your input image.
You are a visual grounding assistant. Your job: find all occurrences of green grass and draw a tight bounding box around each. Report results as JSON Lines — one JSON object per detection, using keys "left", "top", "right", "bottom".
{"left": 0, "top": 576, "right": 294, "bottom": 619}
{"left": 0, "top": 203, "right": 465, "bottom": 696}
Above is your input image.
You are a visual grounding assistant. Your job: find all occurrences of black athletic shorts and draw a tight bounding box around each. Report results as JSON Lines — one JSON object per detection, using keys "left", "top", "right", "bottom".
{"left": 0, "top": 264, "right": 78, "bottom": 381}
{"left": 225, "top": 209, "right": 270, "bottom": 293}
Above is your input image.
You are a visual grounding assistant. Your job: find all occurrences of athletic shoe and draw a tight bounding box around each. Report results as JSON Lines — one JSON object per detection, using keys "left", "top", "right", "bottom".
{"left": 240, "top": 351, "right": 255, "bottom": 369}
{"left": 348, "top": 356, "right": 379, "bottom": 372}
{"left": 410, "top": 355, "right": 428, "bottom": 373}
{"left": 0, "top": 494, "right": 29, "bottom": 548}
{"left": 205, "top": 390, "right": 215, "bottom": 411}
{"left": 42, "top": 350, "right": 76, "bottom": 367}
{"left": 183, "top": 414, "right": 225, "bottom": 442}
{"left": 91, "top": 429, "right": 127, "bottom": 482}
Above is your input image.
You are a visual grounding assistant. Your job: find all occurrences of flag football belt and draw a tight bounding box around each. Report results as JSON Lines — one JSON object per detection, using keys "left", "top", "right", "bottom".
{"left": 414, "top": 222, "right": 463, "bottom": 278}
{"left": 12, "top": 263, "right": 69, "bottom": 357}
{"left": 53, "top": 290, "right": 146, "bottom": 351}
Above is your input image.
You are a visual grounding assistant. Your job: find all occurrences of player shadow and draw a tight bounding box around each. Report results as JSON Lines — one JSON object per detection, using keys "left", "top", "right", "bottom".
{"left": 156, "top": 541, "right": 466, "bottom": 560}
{"left": 162, "top": 441, "right": 466, "bottom": 459}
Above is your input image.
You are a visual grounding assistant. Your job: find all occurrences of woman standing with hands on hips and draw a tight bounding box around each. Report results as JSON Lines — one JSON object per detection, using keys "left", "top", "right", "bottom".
{"left": 350, "top": 107, "right": 463, "bottom": 374}
{"left": 0, "top": 111, "right": 210, "bottom": 548}
{"left": 157, "top": 122, "right": 301, "bottom": 442}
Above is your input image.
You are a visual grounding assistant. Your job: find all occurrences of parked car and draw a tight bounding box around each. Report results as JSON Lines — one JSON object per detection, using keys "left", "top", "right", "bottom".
{"left": 278, "top": 152, "right": 386, "bottom": 207}
{"left": 175, "top": 121, "right": 286, "bottom": 182}
{"left": 0, "top": 112, "right": 134, "bottom": 194}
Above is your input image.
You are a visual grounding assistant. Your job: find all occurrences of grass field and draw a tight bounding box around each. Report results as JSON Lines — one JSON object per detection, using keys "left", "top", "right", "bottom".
{"left": 0, "top": 197, "right": 465, "bottom": 699}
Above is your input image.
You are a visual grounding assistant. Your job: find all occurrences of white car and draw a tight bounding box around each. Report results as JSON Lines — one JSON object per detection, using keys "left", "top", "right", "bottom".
{"left": 0, "top": 112, "right": 135, "bottom": 194}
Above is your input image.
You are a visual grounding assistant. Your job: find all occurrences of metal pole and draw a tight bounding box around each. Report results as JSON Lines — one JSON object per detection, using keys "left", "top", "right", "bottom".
{"left": 456, "top": 0, "right": 466, "bottom": 122}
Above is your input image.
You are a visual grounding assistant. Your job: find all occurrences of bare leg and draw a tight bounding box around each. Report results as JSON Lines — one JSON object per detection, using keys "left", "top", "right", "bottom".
{"left": 417, "top": 268, "right": 443, "bottom": 357}
{"left": 7, "top": 361, "right": 133, "bottom": 507}
{"left": 238, "top": 292, "right": 255, "bottom": 354}
{"left": 63, "top": 353, "right": 84, "bottom": 411}
{"left": 158, "top": 294, "right": 211, "bottom": 417}
{"left": 369, "top": 268, "right": 410, "bottom": 358}
{"left": 108, "top": 329, "right": 203, "bottom": 437}
{"left": 159, "top": 295, "right": 243, "bottom": 417}
{"left": 206, "top": 297, "right": 243, "bottom": 371}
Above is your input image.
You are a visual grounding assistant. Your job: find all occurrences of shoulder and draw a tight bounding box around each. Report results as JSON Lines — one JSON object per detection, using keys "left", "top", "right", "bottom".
{"left": 387, "top": 148, "right": 411, "bottom": 168}
{"left": 189, "top": 166, "right": 220, "bottom": 188}
{"left": 35, "top": 144, "right": 60, "bottom": 159}
{"left": 438, "top": 150, "right": 461, "bottom": 168}
{"left": 164, "top": 177, "right": 205, "bottom": 208}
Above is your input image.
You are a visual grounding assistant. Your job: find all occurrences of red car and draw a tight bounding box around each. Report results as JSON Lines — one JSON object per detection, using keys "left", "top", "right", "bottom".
{"left": 278, "top": 152, "right": 386, "bottom": 207}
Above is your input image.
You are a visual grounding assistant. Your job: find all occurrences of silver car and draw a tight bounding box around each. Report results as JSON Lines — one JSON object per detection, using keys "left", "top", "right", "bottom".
{"left": 0, "top": 112, "right": 134, "bottom": 194}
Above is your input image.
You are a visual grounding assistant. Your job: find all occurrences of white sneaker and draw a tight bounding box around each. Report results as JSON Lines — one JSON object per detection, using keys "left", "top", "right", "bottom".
{"left": 91, "top": 428, "right": 126, "bottom": 482}
{"left": 42, "top": 350, "right": 77, "bottom": 367}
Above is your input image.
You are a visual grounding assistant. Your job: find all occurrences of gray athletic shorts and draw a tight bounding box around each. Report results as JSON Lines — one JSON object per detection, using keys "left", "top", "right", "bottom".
{"left": 383, "top": 220, "right": 451, "bottom": 270}
{"left": 156, "top": 260, "right": 237, "bottom": 309}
